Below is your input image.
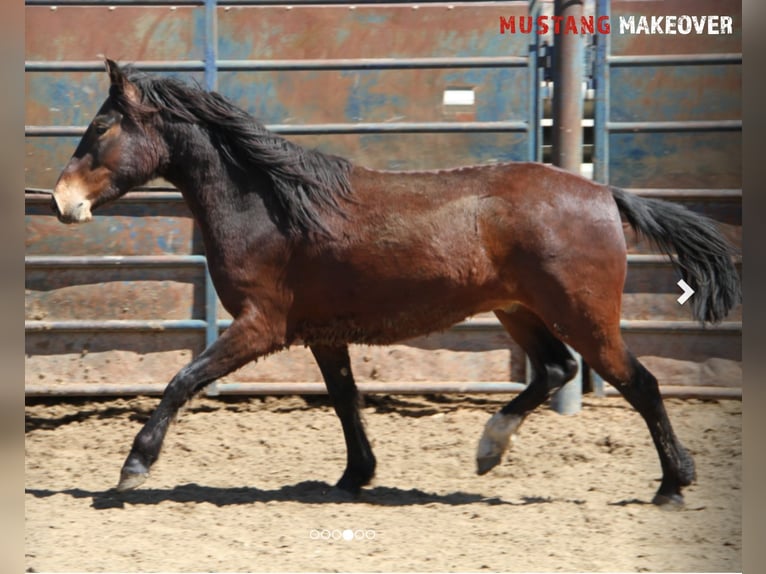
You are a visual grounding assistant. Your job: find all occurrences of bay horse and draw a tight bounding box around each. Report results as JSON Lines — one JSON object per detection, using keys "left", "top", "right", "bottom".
{"left": 52, "top": 60, "right": 740, "bottom": 505}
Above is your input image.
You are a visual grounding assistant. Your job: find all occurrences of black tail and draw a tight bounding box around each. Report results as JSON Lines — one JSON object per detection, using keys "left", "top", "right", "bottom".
{"left": 610, "top": 187, "right": 740, "bottom": 324}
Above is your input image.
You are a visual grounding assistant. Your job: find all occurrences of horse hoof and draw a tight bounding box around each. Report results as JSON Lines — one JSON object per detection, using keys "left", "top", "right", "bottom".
{"left": 476, "top": 454, "right": 502, "bottom": 475}
{"left": 327, "top": 485, "right": 361, "bottom": 502}
{"left": 651, "top": 492, "right": 684, "bottom": 507}
{"left": 335, "top": 475, "right": 364, "bottom": 496}
{"left": 116, "top": 468, "right": 149, "bottom": 492}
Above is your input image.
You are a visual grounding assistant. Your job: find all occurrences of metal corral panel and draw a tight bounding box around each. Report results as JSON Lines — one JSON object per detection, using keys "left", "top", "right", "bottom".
{"left": 595, "top": 0, "right": 742, "bottom": 189}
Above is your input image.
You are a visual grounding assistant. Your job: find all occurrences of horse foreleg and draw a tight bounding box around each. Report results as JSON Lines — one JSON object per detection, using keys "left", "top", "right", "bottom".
{"left": 310, "top": 344, "right": 376, "bottom": 493}
{"left": 116, "top": 314, "right": 275, "bottom": 491}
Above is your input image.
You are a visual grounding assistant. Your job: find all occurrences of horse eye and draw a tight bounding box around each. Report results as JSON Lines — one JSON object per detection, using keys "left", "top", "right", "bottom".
{"left": 93, "top": 123, "right": 109, "bottom": 136}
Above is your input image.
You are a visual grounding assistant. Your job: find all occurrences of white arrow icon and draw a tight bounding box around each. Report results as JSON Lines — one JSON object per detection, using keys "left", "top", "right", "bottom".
{"left": 677, "top": 279, "right": 695, "bottom": 305}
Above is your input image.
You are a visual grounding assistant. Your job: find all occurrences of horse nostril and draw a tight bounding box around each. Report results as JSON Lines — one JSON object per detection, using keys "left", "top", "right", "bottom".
{"left": 50, "top": 197, "right": 60, "bottom": 216}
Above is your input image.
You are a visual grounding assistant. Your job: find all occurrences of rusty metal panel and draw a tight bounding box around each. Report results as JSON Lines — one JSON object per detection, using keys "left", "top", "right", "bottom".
{"left": 289, "top": 132, "right": 530, "bottom": 170}
{"left": 25, "top": 331, "right": 205, "bottom": 389}
{"left": 25, "top": 5, "right": 204, "bottom": 61}
{"left": 25, "top": 136, "right": 82, "bottom": 191}
{"left": 607, "top": 131, "right": 741, "bottom": 189}
{"left": 609, "top": 65, "right": 740, "bottom": 123}
{"left": 26, "top": 71, "right": 205, "bottom": 129}
{"left": 26, "top": 196, "right": 199, "bottom": 256}
{"left": 622, "top": 330, "right": 741, "bottom": 363}
{"left": 217, "top": 68, "right": 529, "bottom": 125}
{"left": 600, "top": 0, "right": 742, "bottom": 190}
{"left": 214, "top": 3, "right": 533, "bottom": 163}
{"left": 25, "top": 266, "right": 205, "bottom": 321}
{"left": 217, "top": 4, "right": 531, "bottom": 60}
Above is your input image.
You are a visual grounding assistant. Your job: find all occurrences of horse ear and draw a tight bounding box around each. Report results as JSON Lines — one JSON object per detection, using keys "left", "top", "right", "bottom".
{"left": 104, "top": 58, "right": 140, "bottom": 105}
{"left": 105, "top": 58, "right": 121, "bottom": 84}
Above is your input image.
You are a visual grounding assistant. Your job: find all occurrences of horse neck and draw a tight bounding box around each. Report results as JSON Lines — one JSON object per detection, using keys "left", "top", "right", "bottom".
{"left": 158, "top": 122, "right": 275, "bottom": 254}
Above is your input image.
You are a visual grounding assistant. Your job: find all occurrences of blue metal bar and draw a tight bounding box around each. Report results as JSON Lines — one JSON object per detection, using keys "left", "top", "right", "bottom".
{"left": 527, "top": 0, "right": 541, "bottom": 162}
{"left": 26, "top": 126, "right": 88, "bottom": 136}
{"left": 23, "top": 382, "right": 742, "bottom": 400}
{"left": 26, "top": 0, "right": 504, "bottom": 5}
{"left": 25, "top": 61, "right": 206, "bottom": 72}
{"left": 203, "top": 0, "right": 221, "bottom": 395}
{"left": 25, "top": 255, "right": 207, "bottom": 267}
{"left": 24, "top": 381, "right": 532, "bottom": 398}
{"left": 204, "top": 1, "right": 218, "bottom": 91}
{"left": 217, "top": 56, "right": 529, "bottom": 71}
{"left": 606, "top": 120, "right": 742, "bottom": 133}
{"left": 25, "top": 320, "right": 209, "bottom": 332}
{"left": 608, "top": 53, "right": 742, "bottom": 66}
{"left": 24, "top": 318, "right": 744, "bottom": 334}
{"left": 219, "top": 0, "right": 510, "bottom": 4}
{"left": 593, "top": 0, "right": 610, "bottom": 184}
{"left": 29, "top": 252, "right": 738, "bottom": 269}
{"left": 624, "top": 188, "right": 742, "bottom": 199}
{"left": 26, "top": 121, "right": 530, "bottom": 137}
{"left": 268, "top": 121, "right": 530, "bottom": 134}
{"left": 28, "top": 186, "right": 743, "bottom": 202}
{"left": 25, "top": 0, "right": 203, "bottom": 4}
{"left": 26, "top": 56, "right": 529, "bottom": 73}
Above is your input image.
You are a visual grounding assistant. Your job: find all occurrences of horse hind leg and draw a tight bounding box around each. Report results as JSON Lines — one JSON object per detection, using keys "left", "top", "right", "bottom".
{"left": 310, "top": 344, "right": 376, "bottom": 493}
{"left": 476, "top": 306, "right": 579, "bottom": 474}
{"left": 595, "top": 349, "right": 696, "bottom": 505}
{"left": 536, "top": 300, "right": 696, "bottom": 505}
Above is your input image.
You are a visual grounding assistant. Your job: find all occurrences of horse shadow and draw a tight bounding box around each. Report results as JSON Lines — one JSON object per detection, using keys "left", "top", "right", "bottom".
{"left": 25, "top": 481, "right": 584, "bottom": 510}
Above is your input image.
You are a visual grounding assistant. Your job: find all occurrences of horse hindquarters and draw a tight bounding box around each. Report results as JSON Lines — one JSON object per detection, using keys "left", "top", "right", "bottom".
{"left": 476, "top": 184, "right": 696, "bottom": 504}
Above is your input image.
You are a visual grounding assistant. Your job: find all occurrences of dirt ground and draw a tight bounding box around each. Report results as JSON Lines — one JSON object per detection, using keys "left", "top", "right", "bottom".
{"left": 25, "top": 394, "right": 741, "bottom": 573}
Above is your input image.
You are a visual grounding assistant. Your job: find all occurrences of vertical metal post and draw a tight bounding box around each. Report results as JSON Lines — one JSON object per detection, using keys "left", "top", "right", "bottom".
{"left": 589, "top": 0, "right": 610, "bottom": 398}
{"left": 204, "top": 0, "right": 218, "bottom": 92}
{"left": 593, "top": 0, "right": 610, "bottom": 184}
{"left": 551, "top": 0, "right": 584, "bottom": 172}
{"left": 203, "top": 0, "right": 220, "bottom": 396}
{"left": 528, "top": 0, "right": 543, "bottom": 162}
{"left": 549, "top": 0, "right": 584, "bottom": 415}
{"left": 522, "top": 0, "right": 545, "bottom": 387}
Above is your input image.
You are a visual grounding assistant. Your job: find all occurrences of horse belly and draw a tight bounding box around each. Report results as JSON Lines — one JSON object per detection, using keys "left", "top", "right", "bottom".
{"left": 292, "top": 274, "right": 508, "bottom": 347}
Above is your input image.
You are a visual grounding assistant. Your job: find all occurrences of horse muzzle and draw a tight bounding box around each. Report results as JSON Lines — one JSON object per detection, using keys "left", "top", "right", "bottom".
{"left": 51, "top": 195, "right": 93, "bottom": 224}
{"left": 51, "top": 179, "right": 94, "bottom": 224}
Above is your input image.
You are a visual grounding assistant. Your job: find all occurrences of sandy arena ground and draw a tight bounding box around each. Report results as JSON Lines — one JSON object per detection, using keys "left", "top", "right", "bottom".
{"left": 25, "top": 394, "right": 741, "bottom": 572}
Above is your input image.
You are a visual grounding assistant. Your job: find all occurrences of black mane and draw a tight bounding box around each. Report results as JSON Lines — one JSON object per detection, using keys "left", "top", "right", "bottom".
{"left": 115, "top": 67, "right": 354, "bottom": 235}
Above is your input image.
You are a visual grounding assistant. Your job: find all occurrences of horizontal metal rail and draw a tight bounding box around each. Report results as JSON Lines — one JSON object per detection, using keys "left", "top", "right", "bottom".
{"left": 26, "top": 319, "right": 210, "bottom": 332}
{"left": 25, "top": 255, "right": 207, "bottom": 268}
{"left": 24, "top": 317, "right": 742, "bottom": 334}
{"left": 26, "top": 56, "right": 529, "bottom": 73}
{"left": 29, "top": 253, "right": 735, "bottom": 267}
{"left": 26, "top": 121, "right": 530, "bottom": 137}
{"left": 607, "top": 53, "right": 742, "bottom": 66}
{"left": 23, "top": 381, "right": 741, "bottom": 400}
{"left": 25, "top": 0, "right": 507, "bottom": 5}
{"left": 625, "top": 188, "right": 742, "bottom": 200}
{"left": 455, "top": 318, "right": 742, "bottom": 333}
{"left": 605, "top": 120, "right": 742, "bottom": 133}
{"left": 25, "top": 189, "right": 182, "bottom": 202}
{"left": 27, "top": 188, "right": 743, "bottom": 202}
